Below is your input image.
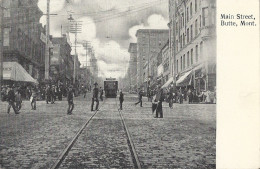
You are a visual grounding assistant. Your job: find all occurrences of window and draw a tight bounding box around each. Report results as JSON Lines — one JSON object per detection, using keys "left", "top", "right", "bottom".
{"left": 183, "top": 33, "right": 185, "bottom": 46}
{"left": 200, "top": 42, "right": 203, "bottom": 59}
{"left": 187, "top": 52, "right": 190, "bottom": 67}
{"left": 190, "top": 25, "right": 193, "bottom": 40}
{"left": 195, "top": 19, "right": 198, "bottom": 35}
{"left": 176, "top": 40, "right": 179, "bottom": 51}
{"left": 183, "top": 54, "right": 186, "bottom": 69}
{"left": 177, "top": 60, "right": 179, "bottom": 73}
{"left": 186, "top": 7, "right": 189, "bottom": 22}
{"left": 191, "top": 49, "right": 193, "bottom": 65}
{"left": 196, "top": 45, "right": 198, "bottom": 62}
{"left": 180, "top": 35, "right": 182, "bottom": 48}
{"left": 187, "top": 28, "right": 189, "bottom": 43}
{"left": 202, "top": 7, "right": 209, "bottom": 26}
{"left": 181, "top": 13, "right": 185, "bottom": 28}
{"left": 195, "top": 0, "right": 198, "bottom": 12}
{"left": 176, "top": 22, "right": 178, "bottom": 34}
{"left": 181, "top": 57, "right": 183, "bottom": 71}
{"left": 190, "top": 3, "right": 193, "bottom": 17}
{"left": 3, "top": 0, "right": 10, "bottom": 17}
{"left": 3, "top": 28, "right": 10, "bottom": 46}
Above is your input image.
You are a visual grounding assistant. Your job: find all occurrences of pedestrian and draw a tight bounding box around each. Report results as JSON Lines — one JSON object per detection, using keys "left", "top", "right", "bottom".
{"left": 152, "top": 90, "right": 158, "bottom": 115}
{"left": 119, "top": 90, "right": 124, "bottom": 110}
{"left": 51, "top": 85, "right": 56, "bottom": 104}
{"left": 15, "top": 88, "right": 22, "bottom": 111}
{"left": 7, "top": 85, "right": 19, "bottom": 114}
{"left": 168, "top": 88, "right": 174, "bottom": 109}
{"left": 187, "top": 88, "right": 193, "bottom": 104}
{"left": 100, "top": 87, "right": 103, "bottom": 101}
{"left": 25, "top": 87, "right": 31, "bottom": 100}
{"left": 91, "top": 82, "right": 99, "bottom": 111}
{"left": 83, "top": 86, "right": 87, "bottom": 98}
{"left": 154, "top": 86, "right": 164, "bottom": 118}
{"left": 67, "top": 86, "right": 74, "bottom": 114}
{"left": 134, "top": 88, "right": 143, "bottom": 107}
{"left": 45, "top": 85, "right": 51, "bottom": 104}
{"left": 30, "top": 87, "right": 37, "bottom": 110}
{"left": 178, "top": 88, "right": 183, "bottom": 104}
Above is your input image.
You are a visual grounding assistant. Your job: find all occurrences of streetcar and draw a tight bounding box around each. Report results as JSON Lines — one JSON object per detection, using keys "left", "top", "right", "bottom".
{"left": 104, "top": 78, "right": 118, "bottom": 98}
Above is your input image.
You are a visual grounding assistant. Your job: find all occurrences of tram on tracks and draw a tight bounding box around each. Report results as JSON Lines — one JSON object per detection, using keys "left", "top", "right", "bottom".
{"left": 104, "top": 78, "right": 118, "bottom": 98}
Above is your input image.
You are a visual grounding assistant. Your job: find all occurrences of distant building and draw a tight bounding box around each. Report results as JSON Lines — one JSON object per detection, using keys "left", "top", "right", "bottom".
{"left": 135, "top": 29, "right": 169, "bottom": 91}
{"left": 2, "top": 0, "right": 46, "bottom": 82}
{"left": 51, "top": 34, "right": 72, "bottom": 85}
{"left": 128, "top": 43, "right": 137, "bottom": 90}
{"left": 169, "top": 0, "right": 216, "bottom": 91}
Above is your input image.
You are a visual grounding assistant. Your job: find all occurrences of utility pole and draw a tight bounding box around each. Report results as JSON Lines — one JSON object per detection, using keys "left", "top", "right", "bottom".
{"left": 69, "top": 15, "right": 82, "bottom": 84}
{"left": 45, "top": 0, "right": 50, "bottom": 81}
{"left": 0, "top": 0, "right": 4, "bottom": 97}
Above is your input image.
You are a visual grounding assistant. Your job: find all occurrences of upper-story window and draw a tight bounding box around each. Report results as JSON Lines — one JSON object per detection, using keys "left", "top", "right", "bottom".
{"left": 183, "top": 33, "right": 185, "bottom": 46}
{"left": 195, "top": 0, "right": 198, "bottom": 13}
{"left": 190, "top": 2, "right": 193, "bottom": 18}
{"left": 202, "top": 7, "right": 209, "bottom": 26}
{"left": 3, "top": 0, "right": 10, "bottom": 17}
{"left": 180, "top": 35, "right": 182, "bottom": 48}
{"left": 187, "top": 28, "right": 189, "bottom": 43}
{"left": 186, "top": 7, "right": 189, "bottom": 22}
{"left": 196, "top": 45, "right": 199, "bottom": 62}
{"left": 187, "top": 51, "right": 190, "bottom": 67}
{"left": 183, "top": 54, "right": 186, "bottom": 69}
{"left": 195, "top": 19, "right": 198, "bottom": 35}
{"left": 190, "top": 24, "right": 193, "bottom": 40}
{"left": 191, "top": 48, "right": 194, "bottom": 65}
{"left": 181, "top": 13, "right": 185, "bottom": 28}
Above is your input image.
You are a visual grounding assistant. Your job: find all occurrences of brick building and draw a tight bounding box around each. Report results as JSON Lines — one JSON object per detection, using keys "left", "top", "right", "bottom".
{"left": 168, "top": 0, "right": 216, "bottom": 91}
{"left": 2, "top": 0, "right": 46, "bottom": 82}
{"left": 135, "top": 29, "right": 169, "bottom": 91}
{"left": 50, "top": 34, "right": 73, "bottom": 85}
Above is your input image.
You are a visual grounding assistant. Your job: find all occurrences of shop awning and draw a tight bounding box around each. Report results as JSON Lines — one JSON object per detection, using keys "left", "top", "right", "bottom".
{"left": 161, "top": 77, "right": 173, "bottom": 88}
{"left": 3, "top": 62, "right": 38, "bottom": 84}
{"left": 176, "top": 70, "right": 192, "bottom": 86}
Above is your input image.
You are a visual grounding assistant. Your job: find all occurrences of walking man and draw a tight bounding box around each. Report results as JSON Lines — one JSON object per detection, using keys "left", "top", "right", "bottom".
{"left": 100, "top": 87, "right": 103, "bottom": 101}
{"left": 91, "top": 82, "right": 99, "bottom": 111}
{"left": 135, "top": 88, "right": 143, "bottom": 107}
{"left": 15, "top": 88, "right": 22, "bottom": 111}
{"left": 67, "top": 86, "right": 74, "bottom": 115}
{"left": 155, "top": 85, "right": 164, "bottom": 118}
{"left": 119, "top": 90, "right": 124, "bottom": 110}
{"left": 7, "top": 85, "right": 19, "bottom": 114}
{"left": 30, "top": 87, "right": 37, "bottom": 110}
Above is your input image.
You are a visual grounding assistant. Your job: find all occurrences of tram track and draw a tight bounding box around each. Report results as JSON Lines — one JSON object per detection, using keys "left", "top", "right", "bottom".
{"left": 50, "top": 98, "right": 107, "bottom": 169}
{"left": 50, "top": 97, "right": 142, "bottom": 169}
{"left": 115, "top": 97, "right": 142, "bottom": 169}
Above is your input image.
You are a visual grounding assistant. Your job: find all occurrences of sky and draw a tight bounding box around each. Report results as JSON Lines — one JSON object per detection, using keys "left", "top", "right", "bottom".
{"left": 38, "top": 0, "right": 169, "bottom": 79}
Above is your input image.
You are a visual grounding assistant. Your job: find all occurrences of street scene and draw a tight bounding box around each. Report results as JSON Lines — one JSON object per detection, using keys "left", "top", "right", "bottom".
{"left": 0, "top": 0, "right": 216, "bottom": 168}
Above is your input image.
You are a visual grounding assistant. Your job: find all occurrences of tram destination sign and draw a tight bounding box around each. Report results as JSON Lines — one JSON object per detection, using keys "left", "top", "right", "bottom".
{"left": 106, "top": 78, "right": 116, "bottom": 81}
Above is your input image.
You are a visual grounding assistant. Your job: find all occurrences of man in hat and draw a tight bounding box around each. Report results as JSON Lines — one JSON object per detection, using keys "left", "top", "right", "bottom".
{"left": 67, "top": 85, "right": 74, "bottom": 114}
{"left": 119, "top": 89, "right": 124, "bottom": 110}
{"left": 134, "top": 88, "right": 143, "bottom": 107}
{"left": 91, "top": 82, "right": 99, "bottom": 111}
{"left": 7, "top": 85, "right": 19, "bottom": 114}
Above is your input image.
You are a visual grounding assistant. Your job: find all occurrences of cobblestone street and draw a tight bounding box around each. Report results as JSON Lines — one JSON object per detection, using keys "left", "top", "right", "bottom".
{"left": 0, "top": 93, "right": 216, "bottom": 168}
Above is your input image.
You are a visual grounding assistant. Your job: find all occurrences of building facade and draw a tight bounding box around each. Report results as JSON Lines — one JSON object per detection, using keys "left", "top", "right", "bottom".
{"left": 128, "top": 43, "right": 137, "bottom": 90}
{"left": 51, "top": 34, "right": 73, "bottom": 85}
{"left": 169, "top": 0, "right": 216, "bottom": 92}
{"left": 135, "top": 29, "right": 169, "bottom": 90}
{"left": 2, "top": 0, "right": 46, "bottom": 82}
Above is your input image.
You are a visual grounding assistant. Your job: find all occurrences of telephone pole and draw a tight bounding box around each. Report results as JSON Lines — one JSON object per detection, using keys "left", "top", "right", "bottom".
{"left": 69, "top": 15, "right": 82, "bottom": 84}
{"left": 0, "top": 0, "right": 4, "bottom": 96}
{"left": 44, "top": 0, "right": 50, "bottom": 80}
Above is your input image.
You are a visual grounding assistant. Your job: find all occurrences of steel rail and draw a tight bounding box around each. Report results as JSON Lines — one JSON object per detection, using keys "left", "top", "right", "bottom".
{"left": 50, "top": 98, "right": 106, "bottom": 169}
{"left": 115, "top": 97, "right": 142, "bottom": 169}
